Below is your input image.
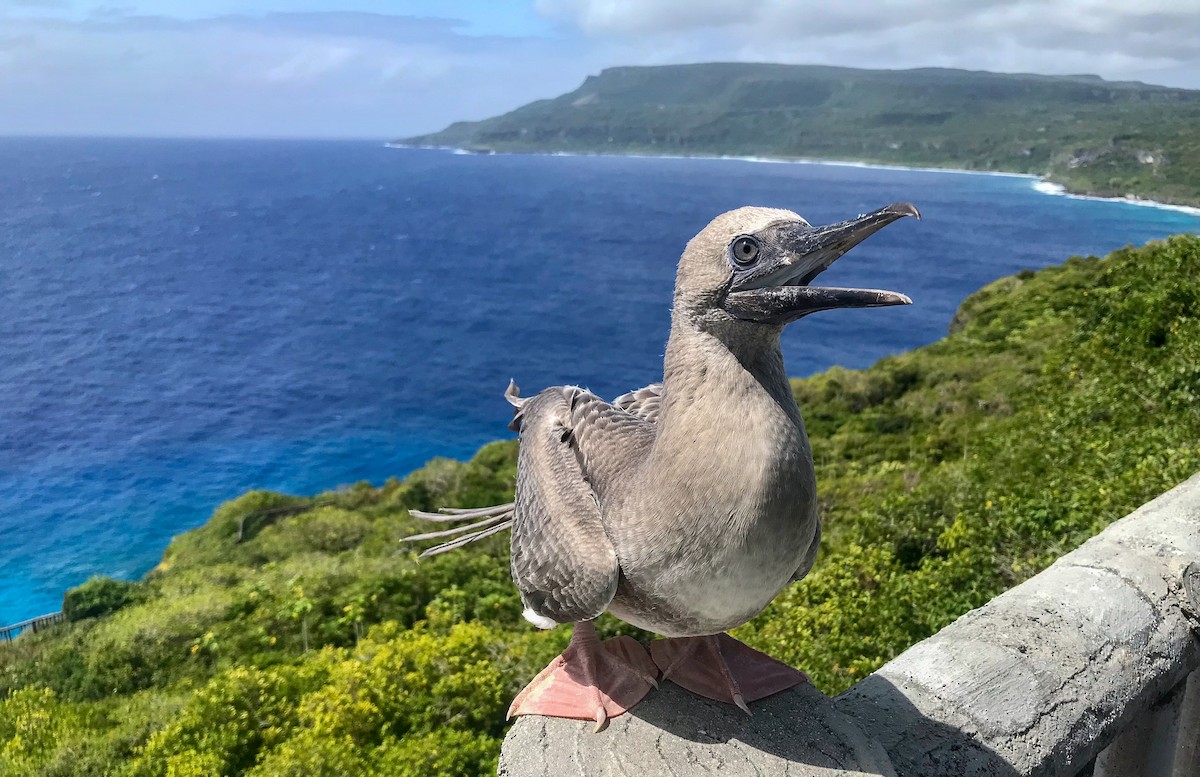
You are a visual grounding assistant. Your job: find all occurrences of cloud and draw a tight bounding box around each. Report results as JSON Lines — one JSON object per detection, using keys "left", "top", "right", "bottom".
{"left": 536, "top": 0, "right": 747, "bottom": 34}
{"left": 1, "top": 1, "right": 1198, "bottom": 138}
{"left": 0, "top": 10, "right": 600, "bottom": 137}
{"left": 536, "top": 0, "right": 1200, "bottom": 89}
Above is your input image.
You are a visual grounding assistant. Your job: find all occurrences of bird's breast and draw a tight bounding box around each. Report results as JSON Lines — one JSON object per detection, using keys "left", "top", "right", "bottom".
{"left": 606, "top": 389, "right": 818, "bottom": 636}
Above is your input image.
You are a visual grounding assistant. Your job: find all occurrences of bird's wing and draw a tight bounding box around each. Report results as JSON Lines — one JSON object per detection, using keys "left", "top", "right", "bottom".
{"left": 510, "top": 385, "right": 652, "bottom": 624}
{"left": 612, "top": 383, "right": 663, "bottom": 424}
{"left": 790, "top": 518, "right": 822, "bottom": 582}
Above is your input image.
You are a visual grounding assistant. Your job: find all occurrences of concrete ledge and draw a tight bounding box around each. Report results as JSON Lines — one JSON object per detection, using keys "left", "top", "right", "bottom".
{"left": 837, "top": 473, "right": 1200, "bottom": 776}
{"left": 500, "top": 473, "right": 1200, "bottom": 777}
{"left": 500, "top": 681, "right": 896, "bottom": 777}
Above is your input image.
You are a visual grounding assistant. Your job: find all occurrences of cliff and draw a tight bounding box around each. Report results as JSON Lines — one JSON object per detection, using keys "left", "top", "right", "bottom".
{"left": 402, "top": 63, "right": 1200, "bottom": 208}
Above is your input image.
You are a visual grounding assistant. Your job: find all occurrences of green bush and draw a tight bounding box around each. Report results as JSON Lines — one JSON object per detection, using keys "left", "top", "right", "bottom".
{"left": 1, "top": 235, "right": 1198, "bottom": 772}
{"left": 63, "top": 577, "right": 143, "bottom": 623}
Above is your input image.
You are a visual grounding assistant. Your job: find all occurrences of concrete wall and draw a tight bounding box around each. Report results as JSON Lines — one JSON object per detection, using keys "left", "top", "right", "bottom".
{"left": 500, "top": 473, "right": 1200, "bottom": 777}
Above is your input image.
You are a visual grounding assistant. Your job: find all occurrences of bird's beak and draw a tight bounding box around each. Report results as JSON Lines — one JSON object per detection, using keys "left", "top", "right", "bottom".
{"left": 723, "top": 202, "right": 919, "bottom": 325}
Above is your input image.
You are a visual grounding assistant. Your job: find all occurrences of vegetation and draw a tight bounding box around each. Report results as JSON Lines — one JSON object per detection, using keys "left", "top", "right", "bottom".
{"left": 2, "top": 234, "right": 1199, "bottom": 774}
{"left": 62, "top": 578, "right": 144, "bottom": 623}
{"left": 403, "top": 63, "right": 1200, "bottom": 207}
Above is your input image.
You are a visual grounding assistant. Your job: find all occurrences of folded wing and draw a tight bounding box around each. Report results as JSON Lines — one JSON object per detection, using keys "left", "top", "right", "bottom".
{"left": 402, "top": 382, "right": 659, "bottom": 597}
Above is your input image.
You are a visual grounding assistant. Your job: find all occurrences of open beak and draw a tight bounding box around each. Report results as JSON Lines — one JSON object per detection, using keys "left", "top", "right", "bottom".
{"left": 723, "top": 202, "right": 919, "bottom": 325}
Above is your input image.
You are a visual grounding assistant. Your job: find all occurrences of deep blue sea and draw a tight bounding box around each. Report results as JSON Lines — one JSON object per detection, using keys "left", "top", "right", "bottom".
{"left": 2, "top": 138, "right": 1198, "bottom": 625}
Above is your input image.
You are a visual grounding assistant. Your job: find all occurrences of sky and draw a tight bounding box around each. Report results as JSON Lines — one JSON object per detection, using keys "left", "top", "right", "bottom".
{"left": 2, "top": 0, "right": 1199, "bottom": 138}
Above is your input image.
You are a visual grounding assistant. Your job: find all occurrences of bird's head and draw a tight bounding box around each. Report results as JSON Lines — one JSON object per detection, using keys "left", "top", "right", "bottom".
{"left": 673, "top": 203, "right": 919, "bottom": 329}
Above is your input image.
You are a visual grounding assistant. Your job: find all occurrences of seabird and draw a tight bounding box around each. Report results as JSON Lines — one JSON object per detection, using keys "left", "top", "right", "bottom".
{"left": 406, "top": 202, "right": 919, "bottom": 729}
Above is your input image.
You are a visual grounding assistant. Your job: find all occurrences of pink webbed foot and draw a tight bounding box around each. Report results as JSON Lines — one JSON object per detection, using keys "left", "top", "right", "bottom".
{"left": 650, "top": 633, "right": 808, "bottom": 714}
{"left": 508, "top": 621, "right": 659, "bottom": 731}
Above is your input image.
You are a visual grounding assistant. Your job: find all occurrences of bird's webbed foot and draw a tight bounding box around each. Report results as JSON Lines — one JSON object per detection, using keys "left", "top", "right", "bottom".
{"left": 650, "top": 633, "right": 808, "bottom": 714}
{"left": 508, "top": 621, "right": 659, "bottom": 731}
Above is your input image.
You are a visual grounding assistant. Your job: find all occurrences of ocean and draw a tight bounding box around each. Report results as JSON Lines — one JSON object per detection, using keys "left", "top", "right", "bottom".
{"left": 2, "top": 138, "right": 1198, "bottom": 625}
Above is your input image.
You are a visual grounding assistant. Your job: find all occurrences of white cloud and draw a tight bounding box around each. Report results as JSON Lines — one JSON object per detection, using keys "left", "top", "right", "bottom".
{"left": 262, "top": 46, "right": 358, "bottom": 84}
{"left": 1, "top": 1, "right": 1198, "bottom": 138}
{"left": 536, "top": 0, "right": 749, "bottom": 34}
{"left": 0, "top": 11, "right": 600, "bottom": 137}
{"left": 537, "top": 0, "right": 1200, "bottom": 89}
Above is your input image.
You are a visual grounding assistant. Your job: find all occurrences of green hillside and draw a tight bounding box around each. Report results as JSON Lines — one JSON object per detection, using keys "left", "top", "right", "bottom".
{"left": 403, "top": 63, "right": 1200, "bottom": 207}
{"left": 3, "top": 235, "right": 1200, "bottom": 775}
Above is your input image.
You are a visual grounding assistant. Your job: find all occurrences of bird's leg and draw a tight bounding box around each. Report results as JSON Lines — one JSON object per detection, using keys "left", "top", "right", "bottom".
{"left": 650, "top": 633, "right": 808, "bottom": 714}
{"left": 508, "top": 621, "right": 660, "bottom": 731}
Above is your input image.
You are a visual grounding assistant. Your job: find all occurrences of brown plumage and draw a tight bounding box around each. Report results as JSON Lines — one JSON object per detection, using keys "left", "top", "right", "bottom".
{"left": 405, "top": 202, "right": 919, "bottom": 724}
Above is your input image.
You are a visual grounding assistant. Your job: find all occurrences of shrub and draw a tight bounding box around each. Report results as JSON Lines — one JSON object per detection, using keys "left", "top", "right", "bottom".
{"left": 63, "top": 577, "right": 143, "bottom": 622}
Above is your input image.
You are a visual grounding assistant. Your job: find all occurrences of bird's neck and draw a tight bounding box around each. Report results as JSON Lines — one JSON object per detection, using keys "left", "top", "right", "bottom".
{"left": 657, "top": 318, "right": 800, "bottom": 436}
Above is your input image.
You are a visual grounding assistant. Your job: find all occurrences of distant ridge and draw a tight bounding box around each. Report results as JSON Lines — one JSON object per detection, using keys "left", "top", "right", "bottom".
{"left": 402, "top": 63, "right": 1200, "bottom": 207}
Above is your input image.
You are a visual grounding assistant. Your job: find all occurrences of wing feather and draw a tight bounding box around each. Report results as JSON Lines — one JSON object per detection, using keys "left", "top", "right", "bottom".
{"left": 612, "top": 383, "right": 663, "bottom": 424}
{"left": 404, "top": 381, "right": 657, "bottom": 627}
{"left": 510, "top": 386, "right": 652, "bottom": 624}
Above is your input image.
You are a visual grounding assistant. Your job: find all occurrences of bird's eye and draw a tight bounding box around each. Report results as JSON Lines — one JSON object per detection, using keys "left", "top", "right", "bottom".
{"left": 731, "top": 236, "right": 760, "bottom": 266}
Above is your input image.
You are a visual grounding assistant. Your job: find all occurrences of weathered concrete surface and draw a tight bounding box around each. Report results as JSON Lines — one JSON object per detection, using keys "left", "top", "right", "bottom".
{"left": 836, "top": 472, "right": 1200, "bottom": 776}
{"left": 499, "top": 680, "right": 896, "bottom": 777}
{"left": 1171, "top": 672, "right": 1200, "bottom": 777}
{"left": 1092, "top": 672, "right": 1194, "bottom": 777}
{"left": 500, "top": 473, "right": 1200, "bottom": 777}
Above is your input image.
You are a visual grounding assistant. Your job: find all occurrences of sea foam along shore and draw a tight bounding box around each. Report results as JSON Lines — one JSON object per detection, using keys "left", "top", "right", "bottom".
{"left": 1031, "top": 180, "right": 1200, "bottom": 217}
{"left": 387, "top": 143, "right": 1200, "bottom": 219}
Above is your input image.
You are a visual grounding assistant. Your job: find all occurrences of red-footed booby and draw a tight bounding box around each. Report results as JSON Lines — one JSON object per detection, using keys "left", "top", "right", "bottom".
{"left": 406, "top": 203, "right": 920, "bottom": 729}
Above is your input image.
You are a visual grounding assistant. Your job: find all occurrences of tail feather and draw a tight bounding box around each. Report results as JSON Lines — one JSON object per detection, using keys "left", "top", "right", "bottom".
{"left": 415, "top": 519, "right": 513, "bottom": 558}
{"left": 403, "top": 502, "right": 516, "bottom": 557}
{"left": 409, "top": 503, "right": 515, "bottom": 522}
{"left": 440, "top": 505, "right": 511, "bottom": 515}
{"left": 402, "top": 512, "right": 511, "bottom": 542}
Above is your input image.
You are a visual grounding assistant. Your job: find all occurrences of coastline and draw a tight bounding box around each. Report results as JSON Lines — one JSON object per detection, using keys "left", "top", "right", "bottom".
{"left": 386, "top": 143, "right": 1200, "bottom": 219}
{"left": 6, "top": 141, "right": 1197, "bottom": 631}
{"left": 1029, "top": 180, "right": 1200, "bottom": 218}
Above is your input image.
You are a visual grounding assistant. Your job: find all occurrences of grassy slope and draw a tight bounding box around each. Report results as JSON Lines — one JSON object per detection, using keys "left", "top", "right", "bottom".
{"left": 2, "top": 235, "right": 1199, "bottom": 775}
{"left": 404, "top": 63, "right": 1200, "bottom": 207}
